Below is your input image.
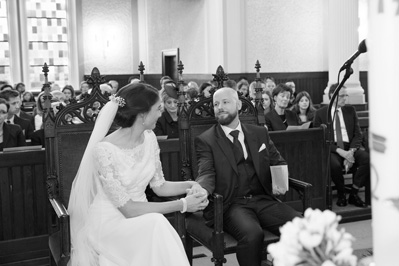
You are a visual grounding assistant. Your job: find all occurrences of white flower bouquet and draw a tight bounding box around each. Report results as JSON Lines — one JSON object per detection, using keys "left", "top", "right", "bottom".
{"left": 267, "top": 208, "right": 357, "bottom": 266}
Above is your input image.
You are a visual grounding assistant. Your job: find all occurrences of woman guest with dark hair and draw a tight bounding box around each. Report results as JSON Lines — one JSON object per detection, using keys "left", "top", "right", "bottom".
{"left": 0, "top": 98, "right": 26, "bottom": 151}
{"left": 290, "top": 91, "right": 316, "bottom": 126}
{"left": 199, "top": 82, "right": 213, "bottom": 98}
{"left": 62, "top": 85, "right": 76, "bottom": 105}
{"left": 15, "top": 82, "right": 25, "bottom": 95}
{"left": 265, "top": 83, "right": 299, "bottom": 131}
{"left": 68, "top": 82, "right": 208, "bottom": 265}
{"left": 154, "top": 83, "right": 179, "bottom": 138}
{"left": 262, "top": 91, "right": 274, "bottom": 115}
{"left": 237, "top": 79, "right": 250, "bottom": 98}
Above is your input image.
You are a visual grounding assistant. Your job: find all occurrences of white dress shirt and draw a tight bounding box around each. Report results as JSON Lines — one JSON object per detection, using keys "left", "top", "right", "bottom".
{"left": 220, "top": 122, "right": 248, "bottom": 159}
{"left": 331, "top": 107, "right": 349, "bottom": 143}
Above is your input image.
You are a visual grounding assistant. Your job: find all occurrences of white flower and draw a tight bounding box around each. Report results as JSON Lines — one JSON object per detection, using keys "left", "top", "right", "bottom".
{"left": 298, "top": 230, "right": 323, "bottom": 250}
{"left": 267, "top": 208, "right": 357, "bottom": 266}
{"left": 322, "top": 260, "right": 336, "bottom": 266}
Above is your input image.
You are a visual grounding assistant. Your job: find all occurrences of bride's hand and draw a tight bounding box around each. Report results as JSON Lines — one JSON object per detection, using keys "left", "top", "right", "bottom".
{"left": 185, "top": 192, "right": 209, "bottom": 213}
{"left": 186, "top": 182, "right": 208, "bottom": 196}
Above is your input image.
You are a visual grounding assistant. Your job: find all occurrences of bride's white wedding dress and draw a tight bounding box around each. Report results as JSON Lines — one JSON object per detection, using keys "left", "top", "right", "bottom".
{"left": 82, "top": 130, "right": 189, "bottom": 266}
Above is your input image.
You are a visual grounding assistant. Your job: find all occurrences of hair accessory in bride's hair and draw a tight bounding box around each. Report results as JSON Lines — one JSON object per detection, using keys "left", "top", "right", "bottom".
{"left": 109, "top": 94, "right": 126, "bottom": 107}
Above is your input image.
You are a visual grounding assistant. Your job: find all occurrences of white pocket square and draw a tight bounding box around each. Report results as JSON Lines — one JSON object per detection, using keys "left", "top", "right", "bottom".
{"left": 258, "top": 143, "right": 266, "bottom": 152}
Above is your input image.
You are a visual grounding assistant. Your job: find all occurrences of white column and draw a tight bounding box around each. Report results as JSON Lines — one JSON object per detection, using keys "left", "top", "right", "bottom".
{"left": 323, "top": 0, "right": 365, "bottom": 104}
{"left": 368, "top": 0, "right": 399, "bottom": 265}
{"left": 204, "top": 0, "right": 246, "bottom": 73}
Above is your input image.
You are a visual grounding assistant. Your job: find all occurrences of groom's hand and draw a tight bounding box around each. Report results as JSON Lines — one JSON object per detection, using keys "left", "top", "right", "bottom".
{"left": 186, "top": 182, "right": 208, "bottom": 197}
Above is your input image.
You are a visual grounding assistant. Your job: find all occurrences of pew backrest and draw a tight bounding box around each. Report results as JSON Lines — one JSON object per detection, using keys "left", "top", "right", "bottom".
{"left": 44, "top": 68, "right": 111, "bottom": 208}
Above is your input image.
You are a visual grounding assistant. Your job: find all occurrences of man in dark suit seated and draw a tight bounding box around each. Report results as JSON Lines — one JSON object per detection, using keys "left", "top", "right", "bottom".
{"left": 190, "top": 87, "right": 300, "bottom": 266}
{"left": 313, "top": 83, "right": 369, "bottom": 208}
{"left": 265, "top": 83, "right": 299, "bottom": 131}
{"left": 0, "top": 90, "right": 34, "bottom": 139}
{"left": 0, "top": 98, "right": 26, "bottom": 151}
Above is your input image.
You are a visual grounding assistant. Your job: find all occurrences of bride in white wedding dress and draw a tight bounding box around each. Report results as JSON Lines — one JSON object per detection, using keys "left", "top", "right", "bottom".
{"left": 68, "top": 83, "right": 209, "bottom": 266}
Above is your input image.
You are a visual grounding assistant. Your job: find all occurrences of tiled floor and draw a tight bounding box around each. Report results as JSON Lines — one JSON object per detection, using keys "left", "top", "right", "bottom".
{"left": 192, "top": 219, "right": 373, "bottom": 266}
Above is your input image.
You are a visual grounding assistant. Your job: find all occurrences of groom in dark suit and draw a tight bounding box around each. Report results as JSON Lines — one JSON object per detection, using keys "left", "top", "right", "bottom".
{"left": 191, "top": 87, "right": 300, "bottom": 266}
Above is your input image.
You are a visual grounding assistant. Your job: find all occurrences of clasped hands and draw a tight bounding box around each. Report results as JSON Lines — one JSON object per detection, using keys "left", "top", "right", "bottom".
{"left": 184, "top": 183, "right": 209, "bottom": 212}
{"left": 337, "top": 148, "right": 355, "bottom": 173}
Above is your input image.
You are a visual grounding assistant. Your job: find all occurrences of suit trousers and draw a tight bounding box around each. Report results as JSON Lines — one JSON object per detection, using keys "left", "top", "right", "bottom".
{"left": 330, "top": 149, "right": 370, "bottom": 195}
{"left": 223, "top": 195, "right": 301, "bottom": 266}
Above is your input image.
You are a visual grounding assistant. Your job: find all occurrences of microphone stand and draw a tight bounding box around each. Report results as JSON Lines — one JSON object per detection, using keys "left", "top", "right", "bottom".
{"left": 326, "top": 65, "right": 353, "bottom": 210}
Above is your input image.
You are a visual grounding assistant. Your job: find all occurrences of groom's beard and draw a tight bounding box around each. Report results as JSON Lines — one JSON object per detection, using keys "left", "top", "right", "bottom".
{"left": 215, "top": 110, "right": 238, "bottom": 125}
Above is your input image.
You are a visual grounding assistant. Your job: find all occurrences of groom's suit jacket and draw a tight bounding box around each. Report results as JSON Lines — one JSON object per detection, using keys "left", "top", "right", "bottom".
{"left": 195, "top": 122, "right": 286, "bottom": 225}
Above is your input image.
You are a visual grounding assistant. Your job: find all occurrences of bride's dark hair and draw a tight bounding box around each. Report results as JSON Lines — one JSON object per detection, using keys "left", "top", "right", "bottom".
{"left": 114, "top": 83, "right": 160, "bottom": 128}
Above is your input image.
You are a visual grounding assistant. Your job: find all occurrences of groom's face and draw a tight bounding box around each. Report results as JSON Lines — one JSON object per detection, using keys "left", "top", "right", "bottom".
{"left": 213, "top": 88, "right": 241, "bottom": 126}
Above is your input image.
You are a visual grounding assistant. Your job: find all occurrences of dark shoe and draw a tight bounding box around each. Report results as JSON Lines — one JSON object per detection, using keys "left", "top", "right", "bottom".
{"left": 348, "top": 193, "right": 368, "bottom": 208}
{"left": 336, "top": 195, "right": 347, "bottom": 207}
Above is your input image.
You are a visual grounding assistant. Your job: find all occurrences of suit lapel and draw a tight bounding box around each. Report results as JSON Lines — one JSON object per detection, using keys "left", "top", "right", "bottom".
{"left": 242, "top": 124, "right": 261, "bottom": 177}
{"left": 3, "top": 123, "right": 10, "bottom": 146}
{"left": 215, "top": 125, "right": 239, "bottom": 175}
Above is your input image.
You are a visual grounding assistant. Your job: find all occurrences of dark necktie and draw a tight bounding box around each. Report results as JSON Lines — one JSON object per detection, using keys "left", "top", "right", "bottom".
{"left": 230, "top": 130, "right": 244, "bottom": 162}
{"left": 6, "top": 120, "right": 11, "bottom": 124}
{"left": 335, "top": 110, "right": 344, "bottom": 149}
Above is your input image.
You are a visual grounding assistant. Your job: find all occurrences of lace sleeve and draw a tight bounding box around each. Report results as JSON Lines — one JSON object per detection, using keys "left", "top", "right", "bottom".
{"left": 148, "top": 131, "right": 166, "bottom": 188}
{"left": 94, "top": 143, "right": 130, "bottom": 207}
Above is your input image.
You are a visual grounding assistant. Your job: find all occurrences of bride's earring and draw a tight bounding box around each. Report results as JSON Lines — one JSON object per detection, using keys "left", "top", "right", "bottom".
{"left": 142, "top": 114, "right": 146, "bottom": 126}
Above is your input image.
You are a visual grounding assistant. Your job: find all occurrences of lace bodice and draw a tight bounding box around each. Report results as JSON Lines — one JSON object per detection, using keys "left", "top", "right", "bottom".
{"left": 93, "top": 130, "right": 165, "bottom": 207}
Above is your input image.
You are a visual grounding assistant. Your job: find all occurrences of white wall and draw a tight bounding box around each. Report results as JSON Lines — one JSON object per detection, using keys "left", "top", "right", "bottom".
{"left": 82, "top": 0, "right": 133, "bottom": 74}
{"left": 245, "top": 0, "right": 327, "bottom": 72}
{"left": 79, "top": 0, "right": 366, "bottom": 75}
{"left": 143, "top": 0, "right": 207, "bottom": 74}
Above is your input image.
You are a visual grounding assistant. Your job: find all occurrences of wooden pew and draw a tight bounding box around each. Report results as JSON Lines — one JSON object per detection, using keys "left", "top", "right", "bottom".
{"left": 269, "top": 126, "right": 328, "bottom": 210}
{"left": 0, "top": 149, "right": 49, "bottom": 266}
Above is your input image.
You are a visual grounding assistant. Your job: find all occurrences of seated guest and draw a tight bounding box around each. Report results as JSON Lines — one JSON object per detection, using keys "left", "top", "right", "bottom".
{"left": 0, "top": 98, "right": 26, "bottom": 151}
{"left": 15, "top": 82, "right": 26, "bottom": 96}
{"left": 199, "top": 82, "right": 213, "bottom": 98}
{"left": 62, "top": 85, "right": 76, "bottom": 105}
{"left": 22, "top": 91, "right": 35, "bottom": 103}
{"left": 21, "top": 91, "right": 36, "bottom": 113}
{"left": 264, "top": 76, "right": 276, "bottom": 94}
{"left": 0, "top": 90, "right": 34, "bottom": 139}
{"left": 192, "top": 87, "right": 300, "bottom": 266}
{"left": 237, "top": 79, "right": 250, "bottom": 98}
{"left": 290, "top": 91, "right": 316, "bottom": 126}
{"left": 313, "top": 83, "right": 369, "bottom": 208}
{"left": 154, "top": 84, "right": 179, "bottom": 139}
{"left": 285, "top": 80, "right": 297, "bottom": 107}
{"left": 265, "top": 84, "right": 299, "bottom": 131}
{"left": 108, "top": 80, "right": 119, "bottom": 94}
{"left": 262, "top": 91, "right": 274, "bottom": 115}
{"left": 34, "top": 92, "right": 45, "bottom": 131}
{"left": 248, "top": 81, "right": 266, "bottom": 101}
{"left": 223, "top": 79, "right": 237, "bottom": 90}
{"left": 76, "top": 81, "right": 90, "bottom": 102}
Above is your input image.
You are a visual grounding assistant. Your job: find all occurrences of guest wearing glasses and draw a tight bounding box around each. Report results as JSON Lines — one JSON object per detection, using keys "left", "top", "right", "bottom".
{"left": 313, "top": 83, "right": 369, "bottom": 208}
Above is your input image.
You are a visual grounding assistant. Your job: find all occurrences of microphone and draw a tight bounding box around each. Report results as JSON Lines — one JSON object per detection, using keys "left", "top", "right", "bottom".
{"left": 339, "top": 39, "right": 367, "bottom": 72}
